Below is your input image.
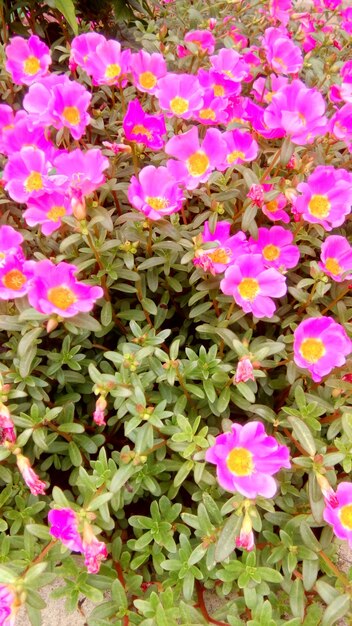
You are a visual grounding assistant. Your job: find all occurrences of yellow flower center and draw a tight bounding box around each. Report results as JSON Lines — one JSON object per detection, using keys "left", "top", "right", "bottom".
{"left": 146, "top": 196, "right": 169, "bottom": 210}
{"left": 62, "top": 106, "right": 80, "bottom": 126}
{"left": 199, "top": 108, "right": 216, "bottom": 120}
{"left": 105, "top": 63, "right": 121, "bottom": 79}
{"left": 213, "top": 84, "right": 225, "bottom": 97}
{"left": 170, "top": 96, "right": 189, "bottom": 115}
{"left": 139, "top": 71, "right": 157, "bottom": 90}
{"left": 273, "top": 56, "right": 287, "bottom": 70}
{"left": 238, "top": 277, "right": 260, "bottom": 301}
{"left": 263, "top": 244, "right": 280, "bottom": 261}
{"left": 265, "top": 200, "right": 278, "bottom": 213}
{"left": 300, "top": 338, "right": 325, "bottom": 363}
{"left": 325, "top": 257, "right": 342, "bottom": 275}
{"left": 2, "top": 269, "right": 26, "bottom": 291}
{"left": 308, "top": 194, "right": 331, "bottom": 218}
{"left": 227, "top": 150, "right": 245, "bottom": 164}
{"left": 208, "top": 248, "right": 230, "bottom": 264}
{"left": 131, "top": 124, "right": 152, "bottom": 139}
{"left": 47, "top": 206, "right": 67, "bottom": 222}
{"left": 226, "top": 447, "right": 254, "bottom": 476}
{"left": 47, "top": 286, "right": 77, "bottom": 310}
{"left": 340, "top": 504, "right": 352, "bottom": 530}
{"left": 24, "top": 171, "right": 43, "bottom": 192}
{"left": 187, "top": 151, "right": 209, "bottom": 177}
{"left": 23, "top": 55, "right": 40, "bottom": 75}
{"left": 265, "top": 91, "right": 274, "bottom": 103}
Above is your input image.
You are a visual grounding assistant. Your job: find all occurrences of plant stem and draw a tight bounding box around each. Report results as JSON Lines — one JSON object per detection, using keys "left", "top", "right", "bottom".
{"left": 321, "top": 284, "right": 351, "bottom": 315}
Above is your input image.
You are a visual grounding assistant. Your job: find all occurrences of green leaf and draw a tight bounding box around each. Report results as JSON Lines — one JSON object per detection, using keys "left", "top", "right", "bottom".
{"left": 321, "top": 594, "right": 350, "bottom": 626}
{"left": 173, "top": 460, "right": 194, "bottom": 487}
{"left": 110, "top": 464, "right": 136, "bottom": 493}
{"left": 299, "top": 521, "right": 322, "bottom": 552}
{"left": 215, "top": 513, "right": 242, "bottom": 562}
{"left": 287, "top": 415, "right": 316, "bottom": 456}
{"left": 53, "top": 0, "right": 78, "bottom": 34}
{"left": 289, "top": 579, "right": 305, "bottom": 621}
{"left": 302, "top": 559, "right": 319, "bottom": 591}
{"left": 68, "top": 440, "right": 82, "bottom": 466}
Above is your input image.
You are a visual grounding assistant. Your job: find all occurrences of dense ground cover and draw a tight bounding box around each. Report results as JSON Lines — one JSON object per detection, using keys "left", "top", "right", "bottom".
{"left": 0, "top": 0, "right": 352, "bottom": 624}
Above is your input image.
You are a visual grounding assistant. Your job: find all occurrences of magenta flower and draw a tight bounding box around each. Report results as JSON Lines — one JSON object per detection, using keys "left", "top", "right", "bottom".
{"left": 0, "top": 225, "right": 24, "bottom": 265}
{"left": 235, "top": 513, "right": 255, "bottom": 551}
{"left": 0, "top": 404, "right": 16, "bottom": 445}
{"left": 323, "top": 483, "right": 352, "bottom": 547}
{"left": 50, "top": 79, "right": 91, "bottom": 140}
{"left": 123, "top": 99, "right": 166, "bottom": 150}
{"left": 263, "top": 79, "right": 327, "bottom": 145}
{"left": 193, "top": 91, "right": 229, "bottom": 126}
{"left": 262, "top": 27, "right": 303, "bottom": 75}
{"left": 27, "top": 260, "right": 103, "bottom": 318}
{"left": 249, "top": 226, "right": 300, "bottom": 270}
{"left": 193, "top": 221, "right": 248, "bottom": 275}
{"left": 0, "top": 257, "right": 33, "bottom": 300}
{"left": 220, "top": 254, "right": 287, "bottom": 319}
{"left": 268, "top": 0, "right": 292, "bottom": 25}
{"left": 157, "top": 73, "right": 204, "bottom": 119}
{"left": 210, "top": 48, "right": 249, "bottom": 83}
{"left": 93, "top": 396, "right": 107, "bottom": 426}
{"left": 16, "top": 454, "right": 46, "bottom": 495}
{"left": 69, "top": 32, "right": 106, "bottom": 72}
{"left": 262, "top": 193, "right": 290, "bottom": 223}
{"left": 84, "top": 38, "right": 131, "bottom": 85}
{"left": 130, "top": 50, "right": 167, "bottom": 94}
{"left": 24, "top": 192, "right": 72, "bottom": 235}
{"left": 234, "top": 357, "right": 255, "bottom": 383}
{"left": 0, "top": 111, "right": 54, "bottom": 157}
{"left": 218, "top": 129, "right": 258, "bottom": 170}
{"left": 294, "top": 165, "right": 352, "bottom": 230}
{"left": 3, "top": 147, "right": 63, "bottom": 204}
{"left": 128, "top": 166, "right": 184, "bottom": 220}
{"left": 0, "top": 585, "right": 16, "bottom": 626}
{"left": 53, "top": 148, "right": 109, "bottom": 198}
{"left": 251, "top": 75, "right": 288, "bottom": 104}
{"left": 198, "top": 68, "right": 241, "bottom": 98}
{"left": 205, "top": 421, "right": 291, "bottom": 498}
{"left": 23, "top": 74, "right": 68, "bottom": 127}
{"left": 319, "top": 235, "right": 352, "bottom": 282}
{"left": 293, "top": 317, "right": 352, "bottom": 382}
{"left": 183, "top": 30, "right": 215, "bottom": 55}
{"left": 165, "top": 126, "right": 226, "bottom": 190}
{"left": 48, "top": 508, "right": 84, "bottom": 552}
{"left": 341, "top": 7, "right": 352, "bottom": 34}
{"left": 82, "top": 524, "right": 108, "bottom": 574}
{"left": 5, "top": 35, "right": 51, "bottom": 85}
{"left": 330, "top": 104, "right": 352, "bottom": 149}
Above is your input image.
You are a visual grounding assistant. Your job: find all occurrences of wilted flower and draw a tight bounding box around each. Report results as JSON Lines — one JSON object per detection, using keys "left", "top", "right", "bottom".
{"left": 27, "top": 259, "right": 103, "bottom": 317}
{"left": 48, "top": 508, "right": 84, "bottom": 552}
{"left": 293, "top": 317, "right": 352, "bottom": 382}
{"left": 128, "top": 165, "right": 184, "bottom": 220}
{"left": 82, "top": 523, "right": 108, "bottom": 574}
{"left": 234, "top": 357, "right": 255, "bottom": 383}
{"left": 323, "top": 482, "right": 352, "bottom": 546}
{"left": 123, "top": 99, "right": 166, "bottom": 150}
{"left": 205, "top": 421, "right": 291, "bottom": 497}
{"left": 319, "top": 235, "right": 352, "bottom": 282}
{"left": 193, "top": 221, "right": 248, "bottom": 275}
{"left": 220, "top": 254, "right": 287, "bottom": 318}
{"left": 16, "top": 454, "right": 46, "bottom": 495}
{"left": 130, "top": 50, "right": 167, "bottom": 94}
{"left": 247, "top": 184, "right": 265, "bottom": 207}
{"left": 5, "top": 35, "right": 51, "bottom": 85}
{"left": 249, "top": 226, "right": 300, "bottom": 269}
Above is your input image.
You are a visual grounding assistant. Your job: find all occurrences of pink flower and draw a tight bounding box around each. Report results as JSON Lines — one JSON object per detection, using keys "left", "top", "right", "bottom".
{"left": 294, "top": 165, "right": 352, "bottom": 230}
{"left": 249, "top": 226, "right": 300, "bottom": 270}
{"left": 323, "top": 482, "right": 352, "bottom": 546}
{"left": 319, "top": 236, "right": 352, "bottom": 282}
{"left": 16, "top": 454, "right": 46, "bottom": 495}
{"left": 316, "top": 473, "right": 339, "bottom": 508}
{"left": 198, "top": 68, "right": 241, "bottom": 98}
{"left": 234, "top": 357, "right": 255, "bottom": 383}
{"left": 251, "top": 75, "right": 288, "bottom": 104}
{"left": 27, "top": 260, "right": 103, "bottom": 317}
{"left": 0, "top": 111, "right": 54, "bottom": 157}
{"left": 5, "top": 35, "right": 51, "bottom": 85}
{"left": 218, "top": 129, "right": 258, "bottom": 170}
{"left": 23, "top": 74, "right": 68, "bottom": 127}
{"left": 0, "top": 404, "right": 16, "bottom": 445}
{"left": 123, "top": 99, "right": 166, "bottom": 150}
{"left": 82, "top": 524, "right": 108, "bottom": 574}
{"left": 205, "top": 421, "right": 291, "bottom": 498}
{"left": 3, "top": 147, "right": 64, "bottom": 204}
{"left": 193, "top": 90, "right": 229, "bottom": 126}
{"left": 247, "top": 184, "right": 265, "bottom": 207}
{"left": 262, "top": 27, "right": 303, "bottom": 75}
{"left": 128, "top": 166, "right": 184, "bottom": 220}
{"left": 48, "top": 508, "right": 84, "bottom": 552}
{"left": 220, "top": 254, "right": 287, "bottom": 319}
{"left": 235, "top": 513, "right": 255, "bottom": 551}
{"left": 84, "top": 39, "right": 131, "bottom": 86}
{"left": 210, "top": 48, "right": 249, "bottom": 83}
{"left": 193, "top": 221, "right": 248, "bottom": 275}
{"left": 130, "top": 50, "right": 167, "bottom": 94}
{"left": 165, "top": 126, "right": 226, "bottom": 190}
{"left": 183, "top": 30, "right": 215, "bottom": 55}
{"left": 156, "top": 73, "right": 204, "bottom": 119}
{"left": 268, "top": 0, "right": 292, "bottom": 25}
{"left": 0, "top": 258, "right": 33, "bottom": 300}
{"left": 69, "top": 32, "right": 106, "bottom": 72}
{"left": 293, "top": 317, "right": 352, "bottom": 382}
{"left": 53, "top": 149, "right": 109, "bottom": 198}
{"left": 0, "top": 584, "right": 16, "bottom": 626}
{"left": 330, "top": 104, "right": 352, "bottom": 149}
{"left": 0, "top": 225, "right": 24, "bottom": 265}
{"left": 341, "top": 8, "right": 352, "bottom": 34}
{"left": 262, "top": 193, "right": 290, "bottom": 223}
{"left": 263, "top": 79, "right": 327, "bottom": 145}
{"left": 24, "top": 191, "right": 72, "bottom": 235}
{"left": 93, "top": 396, "right": 107, "bottom": 426}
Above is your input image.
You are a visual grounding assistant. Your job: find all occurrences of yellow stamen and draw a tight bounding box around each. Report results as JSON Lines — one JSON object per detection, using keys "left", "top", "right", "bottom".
{"left": 139, "top": 71, "right": 157, "bottom": 90}
{"left": 62, "top": 106, "right": 80, "bottom": 126}
{"left": 300, "top": 338, "right": 325, "bottom": 363}
{"left": 105, "top": 63, "right": 121, "bottom": 79}
{"left": 308, "top": 194, "right": 331, "bottom": 218}
{"left": 213, "top": 84, "right": 225, "bottom": 97}
{"left": 146, "top": 196, "right": 169, "bottom": 210}
{"left": 24, "top": 172, "right": 43, "bottom": 193}
{"left": 47, "top": 206, "right": 66, "bottom": 222}
{"left": 340, "top": 504, "right": 352, "bottom": 530}
{"left": 47, "top": 286, "right": 77, "bottom": 310}
{"left": 208, "top": 248, "right": 230, "bottom": 264}
{"left": 23, "top": 55, "right": 40, "bottom": 75}
{"left": 325, "top": 257, "right": 342, "bottom": 275}
{"left": 2, "top": 269, "right": 26, "bottom": 291}
{"left": 226, "top": 447, "right": 254, "bottom": 476}
{"left": 199, "top": 108, "right": 216, "bottom": 120}
{"left": 227, "top": 150, "right": 245, "bottom": 164}
{"left": 131, "top": 124, "right": 152, "bottom": 139}
{"left": 238, "top": 277, "right": 260, "bottom": 301}
{"left": 263, "top": 244, "right": 280, "bottom": 261}
{"left": 170, "top": 96, "right": 189, "bottom": 115}
{"left": 265, "top": 200, "right": 278, "bottom": 213}
{"left": 186, "top": 151, "right": 209, "bottom": 177}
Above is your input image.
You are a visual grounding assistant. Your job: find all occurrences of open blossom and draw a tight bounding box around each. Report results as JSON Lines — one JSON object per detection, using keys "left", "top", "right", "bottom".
{"left": 23, "top": 74, "right": 68, "bottom": 127}
{"left": 262, "top": 27, "right": 303, "bottom": 75}
{"left": 220, "top": 254, "right": 287, "bottom": 318}
{"left": 0, "top": 110, "right": 54, "bottom": 157}
{"left": 5, "top": 35, "right": 51, "bottom": 85}
{"left": 183, "top": 30, "right": 215, "bottom": 55}
{"left": 130, "top": 50, "right": 167, "bottom": 94}
{"left": 193, "top": 91, "right": 229, "bottom": 126}
{"left": 69, "top": 32, "right": 106, "bottom": 72}
{"left": 319, "top": 236, "right": 352, "bottom": 282}
{"left": 3, "top": 147, "right": 64, "bottom": 204}
{"left": 48, "top": 508, "right": 84, "bottom": 552}
{"left": 330, "top": 104, "right": 352, "bottom": 150}
{"left": 83, "top": 38, "right": 131, "bottom": 85}
{"left": 249, "top": 226, "right": 300, "bottom": 270}
{"left": 234, "top": 357, "right": 255, "bottom": 383}
{"left": 123, "top": 99, "right": 166, "bottom": 150}
{"left": 0, "top": 225, "right": 24, "bottom": 265}
{"left": 27, "top": 260, "right": 103, "bottom": 317}
{"left": 128, "top": 166, "right": 184, "bottom": 220}
{"left": 0, "top": 404, "right": 16, "bottom": 445}
{"left": 24, "top": 191, "right": 72, "bottom": 235}
{"left": 251, "top": 75, "right": 288, "bottom": 104}
{"left": 294, "top": 165, "right": 352, "bottom": 230}
{"left": 323, "top": 482, "right": 352, "bottom": 546}
{"left": 0, "top": 258, "right": 33, "bottom": 301}
{"left": 293, "top": 317, "right": 352, "bottom": 382}
{"left": 205, "top": 421, "right": 291, "bottom": 498}
{"left": 263, "top": 80, "right": 327, "bottom": 145}
{"left": 156, "top": 73, "right": 204, "bottom": 119}
{"left": 193, "top": 221, "right": 248, "bottom": 274}
{"left": 165, "top": 126, "right": 226, "bottom": 190}
{"left": 262, "top": 192, "right": 290, "bottom": 223}
{"left": 16, "top": 454, "right": 46, "bottom": 495}
{"left": 53, "top": 148, "right": 109, "bottom": 198}
{"left": 218, "top": 129, "right": 258, "bottom": 170}
{"left": 0, "top": 585, "right": 16, "bottom": 626}
{"left": 210, "top": 48, "right": 249, "bottom": 84}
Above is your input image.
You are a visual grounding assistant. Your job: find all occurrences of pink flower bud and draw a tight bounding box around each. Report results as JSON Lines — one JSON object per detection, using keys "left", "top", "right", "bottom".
{"left": 0, "top": 404, "right": 16, "bottom": 445}
{"left": 235, "top": 513, "right": 255, "bottom": 551}
{"left": 16, "top": 454, "right": 46, "bottom": 495}
{"left": 71, "top": 196, "right": 86, "bottom": 220}
{"left": 82, "top": 523, "right": 108, "bottom": 574}
{"left": 93, "top": 396, "right": 107, "bottom": 426}
{"left": 234, "top": 357, "right": 255, "bottom": 383}
{"left": 316, "top": 473, "right": 338, "bottom": 508}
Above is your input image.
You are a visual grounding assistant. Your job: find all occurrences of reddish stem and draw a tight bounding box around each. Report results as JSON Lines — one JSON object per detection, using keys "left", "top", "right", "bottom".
{"left": 194, "top": 581, "right": 229, "bottom": 626}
